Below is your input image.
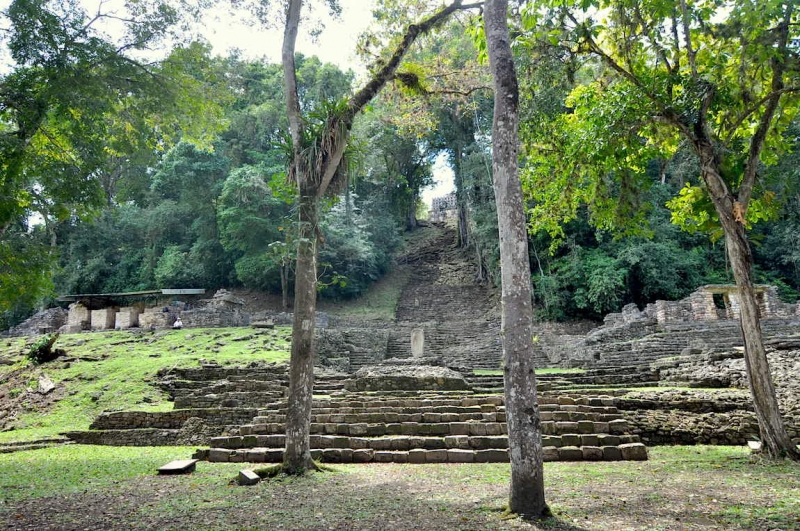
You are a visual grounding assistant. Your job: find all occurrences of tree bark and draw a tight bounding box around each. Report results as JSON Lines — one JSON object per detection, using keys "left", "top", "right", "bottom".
{"left": 283, "top": 191, "right": 319, "bottom": 472}
{"left": 280, "top": 261, "right": 289, "bottom": 312}
{"left": 279, "top": 0, "right": 481, "bottom": 473}
{"left": 485, "top": 0, "right": 549, "bottom": 518}
{"left": 696, "top": 142, "right": 800, "bottom": 460}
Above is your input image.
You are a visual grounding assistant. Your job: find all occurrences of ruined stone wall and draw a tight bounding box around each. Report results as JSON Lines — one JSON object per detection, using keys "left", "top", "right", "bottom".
{"left": 7, "top": 308, "right": 68, "bottom": 336}
{"left": 64, "top": 303, "right": 91, "bottom": 333}
{"left": 115, "top": 307, "right": 141, "bottom": 329}
{"left": 430, "top": 193, "right": 458, "bottom": 223}
{"left": 90, "top": 408, "right": 259, "bottom": 430}
{"left": 90, "top": 308, "right": 117, "bottom": 330}
{"left": 316, "top": 328, "right": 391, "bottom": 372}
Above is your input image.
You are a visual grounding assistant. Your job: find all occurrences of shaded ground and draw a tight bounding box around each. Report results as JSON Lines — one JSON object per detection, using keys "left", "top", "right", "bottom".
{"left": 1, "top": 446, "right": 798, "bottom": 530}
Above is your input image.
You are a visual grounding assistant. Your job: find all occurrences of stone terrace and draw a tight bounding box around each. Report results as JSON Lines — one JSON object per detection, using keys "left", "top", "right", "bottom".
{"left": 65, "top": 363, "right": 649, "bottom": 462}
{"left": 194, "top": 391, "right": 648, "bottom": 464}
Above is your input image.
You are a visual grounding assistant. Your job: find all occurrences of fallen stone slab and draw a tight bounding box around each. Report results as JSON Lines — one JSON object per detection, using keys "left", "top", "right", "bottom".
{"left": 238, "top": 469, "right": 261, "bottom": 486}
{"left": 157, "top": 459, "right": 198, "bottom": 475}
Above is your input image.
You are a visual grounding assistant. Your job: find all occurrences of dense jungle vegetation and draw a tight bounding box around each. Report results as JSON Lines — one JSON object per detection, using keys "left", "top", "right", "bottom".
{"left": 2, "top": 0, "right": 800, "bottom": 330}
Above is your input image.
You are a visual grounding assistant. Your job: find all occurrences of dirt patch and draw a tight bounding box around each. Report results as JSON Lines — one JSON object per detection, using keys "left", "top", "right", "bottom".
{"left": 0, "top": 366, "right": 67, "bottom": 433}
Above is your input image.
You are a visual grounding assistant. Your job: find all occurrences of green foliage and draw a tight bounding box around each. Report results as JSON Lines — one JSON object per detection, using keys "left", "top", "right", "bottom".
{"left": 0, "top": 1, "right": 227, "bottom": 310}
{"left": 532, "top": 185, "right": 723, "bottom": 320}
{"left": 26, "top": 333, "right": 60, "bottom": 365}
{"left": 318, "top": 195, "right": 400, "bottom": 299}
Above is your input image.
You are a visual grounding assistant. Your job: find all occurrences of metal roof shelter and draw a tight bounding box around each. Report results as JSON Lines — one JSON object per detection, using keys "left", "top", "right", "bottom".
{"left": 58, "top": 289, "right": 205, "bottom": 309}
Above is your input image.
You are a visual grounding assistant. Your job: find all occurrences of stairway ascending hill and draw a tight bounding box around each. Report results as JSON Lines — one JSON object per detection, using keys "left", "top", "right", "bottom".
{"left": 387, "top": 223, "right": 506, "bottom": 369}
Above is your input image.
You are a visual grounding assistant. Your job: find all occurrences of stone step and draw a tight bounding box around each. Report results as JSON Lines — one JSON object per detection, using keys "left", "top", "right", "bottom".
{"left": 237, "top": 418, "right": 628, "bottom": 437}
{"left": 90, "top": 407, "right": 259, "bottom": 430}
{"left": 209, "top": 432, "right": 639, "bottom": 451}
{"left": 65, "top": 428, "right": 185, "bottom": 446}
{"left": 197, "top": 442, "right": 648, "bottom": 464}
{"left": 0, "top": 437, "right": 73, "bottom": 454}
{"left": 175, "top": 391, "right": 286, "bottom": 409}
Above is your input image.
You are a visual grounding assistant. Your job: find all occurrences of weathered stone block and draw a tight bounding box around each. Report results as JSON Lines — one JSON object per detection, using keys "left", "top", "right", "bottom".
{"left": 91, "top": 308, "right": 117, "bottom": 330}
{"left": 561, "top": 434, "right": 581, "bottom": 447}
{"left": 558, "top": 446, "right": 583, "bottom": 461}
{"left": 391, "top": 437, "right": 410, "bottom": 451}
{"left": 245, "top": 450, "right": 266, "bottom": 463}
{"left": 322, "top": 449, "right": 342, "bottom": 463}
{"left": 619, "top": 443, "right": 648, "bottom": 461}
{"left": 393, "top": 451, "right": 409, "bottom": 463}
{"left": 422, "top": 438, "right": 445, "bottom": 449}
{"left": 408, "top": 449, "right": 427, "bottom": 463}
{"left": 426, "top": 449, "right": 448, "bottom": 463}
{"left": 374, "top": 451, "right": 395, "bottom": 463}
{"left": 468, "top": 423, "right": 487, "bottom": 436}
{"left": 238, "top": 469, "right": 261, "bottom": 486}
{"left": 609, "top": 420, "right": 629, "bottom": 435}
{"left": 542, "top": 446, "right": 560, "bottom": 462}
{"left": 449, "top": 422, "right": 471, "bottom": 435}
{"left": 352, "top": 449, "right": 374, "bottom": 463}
{"left": 581, "top": 446, "right": 604, "bottom": 461}
{"left": 577, "top": 421, "right": 595, "bottom": 434}
{"left": 349, "top": 423, "right": 368, "bottom": 436}
{"left": 386, "top": 423, "right": 402, "bottom": 435}
{"left": 556, "top": 422, "right": 579, "bottom": 434}
{"left": 158, "top": 459, "right": 198, "bottom": 474}
{"left": 447, "top": 449, "right": 474, "bottom": 463}
{"left": 581, "top": 435, "right": 599, "bottom": 447}
{"left": 597, "top": 434, "right": 620, "bottom": 446}
{"left": 601, "top": 446, "right": 622, "bottom": 461}
{"left": 475, "top": 449, "right": 508, "bottom": 463}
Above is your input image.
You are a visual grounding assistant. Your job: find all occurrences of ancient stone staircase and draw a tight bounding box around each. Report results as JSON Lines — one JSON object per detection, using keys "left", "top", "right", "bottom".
{"left": 65, "top": 364, "right": 287, "bottom": 446}
{"left": 388, "top": 224, "right": 504, "bottom": 369}
{"left": 194, "top": 391, "right": 648, "bottom": 464}
{"left": 464, "top": 366, "right": 660, "bottom": 393}
{"left": 581, "top": 318, "right": 800, "bottom": 368}
{"left": 65, "top": 362, "right": 650, "bottom": 462}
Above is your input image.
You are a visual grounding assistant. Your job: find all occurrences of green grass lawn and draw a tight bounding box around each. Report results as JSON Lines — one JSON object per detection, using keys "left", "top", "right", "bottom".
{"left": 0, "top": 445, "right": 797, "bottom": 530}
{"left": 0, "top": 327, "right": 292, "bottom": 443}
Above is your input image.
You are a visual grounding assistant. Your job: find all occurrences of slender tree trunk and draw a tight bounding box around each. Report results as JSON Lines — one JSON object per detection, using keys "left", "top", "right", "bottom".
{"left": 280, "top": 261, "right": 289, "bottom": 312}
{"left": 485, "top": 0, "right": 549, "bottom": 518}
{"left": 697, "top": 144, "right": 800, "bottom": 460}
{"left": 279, "top": 0, "right": 480, "bottom": 474}
{"left": 283, "top": 191, "right": 319, "bottom": 472}
{"left": 406, "top": 189, "right": 418, "bottom": 230}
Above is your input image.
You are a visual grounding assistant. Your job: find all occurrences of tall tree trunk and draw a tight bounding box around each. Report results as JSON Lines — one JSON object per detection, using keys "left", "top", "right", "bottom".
{"left": 484, "top": 0, "right": 549, "bottom": 518}
{"left": 698, "top": 144, "right": 800, "bottom": 460}
{"left": 452, "top": 146, "right": 470, "bottom": 246}
{"left": 283, "top": 191, "right": 319, "bottom": 471}
{"left": 279, "top": 0, "right": 480, "bottom": 474}
{"left": 406, "top": 189, "right": 418, "bottom": 230}
{"left": 280, "top": 261, "right": 289, "bottom": 312}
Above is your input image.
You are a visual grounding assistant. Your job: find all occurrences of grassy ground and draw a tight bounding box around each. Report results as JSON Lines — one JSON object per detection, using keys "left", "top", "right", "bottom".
{"left": 0, "top": 327, "right": 291, "bottom": 443}
{"left": 318, "top": 267, "right": 410, "bottom": 321}
{"left": 0, "top": 445, "right": 797, "bottom": 530}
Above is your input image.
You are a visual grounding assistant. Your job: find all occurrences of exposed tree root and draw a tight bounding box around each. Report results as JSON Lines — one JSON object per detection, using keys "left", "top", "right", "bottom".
{"left": 252, "top": 460, "right": 335, "bottom": 479}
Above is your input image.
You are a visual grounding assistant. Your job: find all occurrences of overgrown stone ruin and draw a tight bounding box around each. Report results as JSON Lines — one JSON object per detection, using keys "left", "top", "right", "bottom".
{"left": 540, "top": 284, "right": 800, "bottom": 369}
{"left": 6, "top": 289, "right": 251, "bottom": 337}
{"left": 429, "top": 193, "right": 458, "bottom": 223}
{"left": 10, "top": 223, "right": 800, "bottom": 460}
{"left": 66, "top": 361, "right": 649, "bottom": 463}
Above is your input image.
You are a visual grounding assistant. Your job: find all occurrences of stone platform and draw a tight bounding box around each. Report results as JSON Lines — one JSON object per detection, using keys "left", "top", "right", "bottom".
{"left": 194, "top": 392, "right": 647, "bottom": 464}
